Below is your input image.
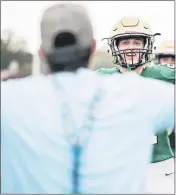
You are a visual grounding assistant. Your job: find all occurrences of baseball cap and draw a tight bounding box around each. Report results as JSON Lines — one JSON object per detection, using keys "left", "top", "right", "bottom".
{"left": 40, "top": 2, "right": 94, "bottom": 54}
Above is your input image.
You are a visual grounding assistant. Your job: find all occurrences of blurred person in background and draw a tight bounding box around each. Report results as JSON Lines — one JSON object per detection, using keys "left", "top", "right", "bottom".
{"left": 1, "top": 69, "right": 11, "bottom": 81}
{"left": 98, "top": 17, "right": 175, "bottom": 194}
{"left": 1, "top": 33, "right": 33, "bottom": 81}
{"left": 1, "top": 66, "right": 31, "bottom": 81}
{"left": 154, "top": 40, "right": 175, "bottom": 67}
{"left": 1, "top": 2, "right": 175, "bottom": 194}
{"left": 88, "top": 42, "right": 114, "bottom": 70}
{"left": 89, "top": 50, "right": 114, "bottom": 70}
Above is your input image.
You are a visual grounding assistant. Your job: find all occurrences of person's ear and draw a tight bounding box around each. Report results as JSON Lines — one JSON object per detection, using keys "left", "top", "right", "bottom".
{"left": 91, "top": 39, "right": 96, "bottom": 54}
{"left": 38, "top": 45, "right": 45, "bottom": 58}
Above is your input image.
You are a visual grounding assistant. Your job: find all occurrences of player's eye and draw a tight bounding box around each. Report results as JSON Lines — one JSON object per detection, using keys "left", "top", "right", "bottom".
{"left": 122, "top": 41, "right": 128, "bottom": 45}
{"left": 135, "top": 41, "right": 141, "bottom": 45}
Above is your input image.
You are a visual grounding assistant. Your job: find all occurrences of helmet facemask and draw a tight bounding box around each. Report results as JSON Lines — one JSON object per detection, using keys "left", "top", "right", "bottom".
{"left": 107, "top": 33, "right": 155, "bottom": 70}
{"left": 102, "top": 17, "right": 161, "bottom": 70}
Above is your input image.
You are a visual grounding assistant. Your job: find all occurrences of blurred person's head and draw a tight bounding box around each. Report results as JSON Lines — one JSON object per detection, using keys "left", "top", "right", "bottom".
{"left": 154, "top": 40, "right": 175, "bottom": 68}
{"left": 39, "top": 2, "right": 96, "bottom": 73}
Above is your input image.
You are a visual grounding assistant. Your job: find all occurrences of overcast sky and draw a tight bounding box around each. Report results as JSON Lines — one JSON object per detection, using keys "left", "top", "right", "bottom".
{"left": 1, "top": 1, "right": 174, "bottom": 54}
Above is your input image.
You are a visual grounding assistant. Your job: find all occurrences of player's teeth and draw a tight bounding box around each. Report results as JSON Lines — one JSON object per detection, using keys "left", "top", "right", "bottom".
{"left": 126, "top": 54, "right": 136, "bottom": 56}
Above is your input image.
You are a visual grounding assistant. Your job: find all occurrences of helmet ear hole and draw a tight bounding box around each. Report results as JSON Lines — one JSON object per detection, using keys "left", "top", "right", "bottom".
{"left": 143, "top": 38, "right": 147, "bottom": 48}
{"left": 115, "top": 38, "right": 121, "bottom": 48}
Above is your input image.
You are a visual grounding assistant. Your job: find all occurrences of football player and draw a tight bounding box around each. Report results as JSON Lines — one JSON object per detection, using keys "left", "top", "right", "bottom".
{"left": 98, "top": 17, "right": 175, "bottom": 194}
{"left": 154, "top": 40, "right": 175, "bottom": 67}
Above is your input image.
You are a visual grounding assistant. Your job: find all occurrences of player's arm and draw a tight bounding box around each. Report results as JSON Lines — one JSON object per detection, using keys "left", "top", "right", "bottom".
{"left": 159, "top": 64, "right": 175, "bottom": 84}
{"left": 1, "top": 70, "right": 11, "bottom": 81}
{"left": 144, "top": 64, "right": 175, "bottom": 84}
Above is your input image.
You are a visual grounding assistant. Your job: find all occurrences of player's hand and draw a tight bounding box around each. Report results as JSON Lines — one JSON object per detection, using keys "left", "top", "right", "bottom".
{"left": 1, "top": 70, "right": 11, "bottom": 81}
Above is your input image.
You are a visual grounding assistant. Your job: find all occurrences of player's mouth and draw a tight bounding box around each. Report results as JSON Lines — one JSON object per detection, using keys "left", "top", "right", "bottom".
{"left": 126, "top": 53, "right": 137, "bottom": 57}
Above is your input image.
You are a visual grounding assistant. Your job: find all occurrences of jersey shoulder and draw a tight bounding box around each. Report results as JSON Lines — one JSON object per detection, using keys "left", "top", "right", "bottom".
{"left": 143, "top": 64, "right": 175, "bottom": 83}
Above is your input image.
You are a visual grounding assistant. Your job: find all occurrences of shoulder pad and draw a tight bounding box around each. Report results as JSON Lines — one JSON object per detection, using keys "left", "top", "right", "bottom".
{"left": 144, "top": 64, "right": 175, "bottom": 83}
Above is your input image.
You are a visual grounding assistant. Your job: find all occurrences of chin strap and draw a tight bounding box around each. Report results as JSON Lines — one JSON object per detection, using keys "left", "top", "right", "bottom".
{"left": 123, "top": 63, "right": 142, "bottom": 71}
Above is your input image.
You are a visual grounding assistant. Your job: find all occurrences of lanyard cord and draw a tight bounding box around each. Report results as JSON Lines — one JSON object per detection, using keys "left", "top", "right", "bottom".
{"left": 50, "top": 75, "right": 102, "bottom": 193}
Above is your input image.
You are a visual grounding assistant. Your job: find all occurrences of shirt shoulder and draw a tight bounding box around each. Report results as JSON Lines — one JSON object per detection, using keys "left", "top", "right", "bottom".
{"left": 1, "top": 75, "right": 50, "bottom": 114}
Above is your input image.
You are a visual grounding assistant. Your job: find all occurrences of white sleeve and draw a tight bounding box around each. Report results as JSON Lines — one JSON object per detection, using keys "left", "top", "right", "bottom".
{"left": 143, "top": 78, "right": 175, "bottom": 134}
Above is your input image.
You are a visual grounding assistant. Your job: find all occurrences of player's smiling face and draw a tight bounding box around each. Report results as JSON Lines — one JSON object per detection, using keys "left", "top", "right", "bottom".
{"left": 117, "top": 38, "right": 144, "bottom": 65}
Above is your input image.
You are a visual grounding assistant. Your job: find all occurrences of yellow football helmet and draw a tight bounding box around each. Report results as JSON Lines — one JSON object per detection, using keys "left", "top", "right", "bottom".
{"left": 102, "top": 17, "right": 161, "bottom": 70}
{"left": 154, "top": 40, "right": 175, "bottom": 64}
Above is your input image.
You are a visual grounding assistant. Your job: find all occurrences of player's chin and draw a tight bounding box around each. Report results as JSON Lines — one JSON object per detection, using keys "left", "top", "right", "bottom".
{"left": 126, "top": 59, "right": 139, "bottom": 65}
{"left": 126, "top": 56, "right": 139, "bottom": 63}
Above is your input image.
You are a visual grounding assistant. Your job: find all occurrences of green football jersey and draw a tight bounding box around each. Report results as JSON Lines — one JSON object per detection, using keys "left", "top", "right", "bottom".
{"left": 98, "top": 64, "right": 175, "bottom": 163}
